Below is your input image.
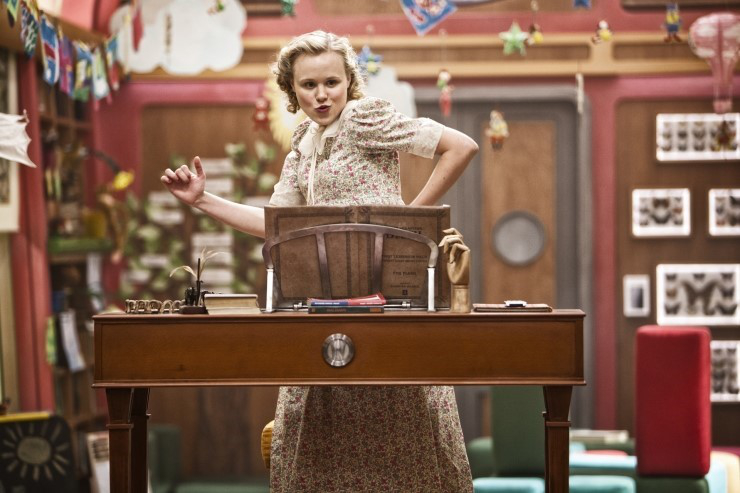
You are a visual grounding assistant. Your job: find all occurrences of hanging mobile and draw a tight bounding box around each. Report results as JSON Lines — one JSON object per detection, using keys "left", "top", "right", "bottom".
{"left": 437, "top": 29, "right": 454, "bottom": 118}
{"left": 527, "top": 0, "right": 543, "bottom": 46}
{"left": 485, "top": 110, "right": 509, "bottom": 150}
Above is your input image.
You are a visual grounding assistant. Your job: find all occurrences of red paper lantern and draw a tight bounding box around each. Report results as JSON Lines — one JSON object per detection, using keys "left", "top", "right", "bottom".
{"left": 689, "top": 13, "right": 740, "bottom": 114}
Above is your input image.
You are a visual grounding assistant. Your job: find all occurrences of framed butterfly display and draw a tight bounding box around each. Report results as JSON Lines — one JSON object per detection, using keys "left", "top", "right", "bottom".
{"left": 632, "top": 188, "right": 691, "bottom": 237}
{"left": 708, "top": 189, "right": 740, "bottom": 237}
{"left": 656, "top": 264, "right": 740, "bottom": 326}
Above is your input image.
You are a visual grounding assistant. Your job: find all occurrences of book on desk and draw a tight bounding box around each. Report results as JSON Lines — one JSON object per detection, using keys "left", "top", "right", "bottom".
{"left": 203, "top": 293, "right": 260, "bottom": 315}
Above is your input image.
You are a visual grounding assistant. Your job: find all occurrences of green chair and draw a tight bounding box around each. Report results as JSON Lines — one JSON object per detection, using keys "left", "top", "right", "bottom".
{"left": 148, "top": 424, "right": 269, "bottom": 493}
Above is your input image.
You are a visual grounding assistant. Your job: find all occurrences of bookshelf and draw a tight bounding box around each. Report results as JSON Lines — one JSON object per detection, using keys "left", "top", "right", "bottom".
{"left": 39, "top": 75, "right": 109, "bottom": 491}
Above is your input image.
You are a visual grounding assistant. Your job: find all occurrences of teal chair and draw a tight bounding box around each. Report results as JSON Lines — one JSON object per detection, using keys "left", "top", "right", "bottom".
{"left": 470, "top": 387, "right": 637, "bottom": 493}
{"left": 148, "top": 424, "right": 269, "bottom": 493}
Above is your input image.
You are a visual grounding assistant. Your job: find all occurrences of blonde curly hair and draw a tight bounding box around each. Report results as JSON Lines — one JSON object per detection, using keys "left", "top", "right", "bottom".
{"left": 273, "top": 31, "right": 365, "bottom": 114}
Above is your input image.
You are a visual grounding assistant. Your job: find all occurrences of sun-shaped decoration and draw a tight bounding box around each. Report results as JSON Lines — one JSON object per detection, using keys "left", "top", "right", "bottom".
{"left": 0, "top": 415, "right": 77, "bottom": 492}
{"left": 264, "top": 77, "right": 307, "bottom": 152}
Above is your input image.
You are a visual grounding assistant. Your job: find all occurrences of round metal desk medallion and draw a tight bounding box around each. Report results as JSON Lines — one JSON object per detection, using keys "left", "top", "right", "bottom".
{"left": 322, "top": 333, "right": 355, "bottom": 367}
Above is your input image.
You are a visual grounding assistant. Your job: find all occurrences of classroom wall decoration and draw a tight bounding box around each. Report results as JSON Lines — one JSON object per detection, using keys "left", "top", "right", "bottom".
{"left": 708, "top": 188, "right": 740, "bottom": 236}
{"left": 632, "top": 188, "right": 691, "bottom": 237}
{"left": 656, "top": 263, "right": 740, "bottom": 326}
{"left": 623, "top": 274, "right": 650, "bottom": 318}
{"left": 711, "top": 339, "right": 740, "bottom": 402}
{"left": 656, "top": 113, "right": 740, "bottom": 161}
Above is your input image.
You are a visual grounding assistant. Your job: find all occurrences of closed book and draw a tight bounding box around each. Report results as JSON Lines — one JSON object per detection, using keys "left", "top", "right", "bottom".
{"left": 204, "top": 294, "right": 260, "bottom": 314}
{"left": 472, "top": 303, "right": 553, "bottom": 313}
{"left": 308, "top": 305, "right": 384, "bottom": 314}
{"left": 308, "top": 293, "right": 386, "bottom": 307}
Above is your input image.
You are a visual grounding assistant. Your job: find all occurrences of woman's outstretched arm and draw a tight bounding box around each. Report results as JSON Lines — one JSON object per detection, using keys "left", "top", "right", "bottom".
{"left": 410, "top": 127, "right": 478, "bottom": 206}
{"left": 161, "top": 156, "right": 266, "bottom": 238}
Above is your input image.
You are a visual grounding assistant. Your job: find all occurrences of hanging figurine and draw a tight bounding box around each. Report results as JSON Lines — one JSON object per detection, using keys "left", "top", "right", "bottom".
{"left": 358, "top": 45, "right": 383, "bottom": 77}
{"left": 485, "top": 110, "right": 509, "bottom": 150}
{"left": 573, "top": 0, "right": 591, "bottom": 8}
{"left": 592, "top": 20, "right": 613, "bottom": 44}
{"left": 663, "top": 3, "right": 682, "bottom": 43}
{"left": 527, "top": 0, "right": 543, "bottom": 45}
{"left": 437, "top": 69, "right": 454, "bottom": 118}
{"left": 253, "top": 96, "right": 270, "bottom": 133}
{"left": 500, "top": 21, "right": 529, "bottom": 56}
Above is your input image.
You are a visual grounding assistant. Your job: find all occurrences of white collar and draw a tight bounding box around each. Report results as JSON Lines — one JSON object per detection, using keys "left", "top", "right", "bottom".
{"left": 298, "top": 99, "right": 359, "bottom": 157}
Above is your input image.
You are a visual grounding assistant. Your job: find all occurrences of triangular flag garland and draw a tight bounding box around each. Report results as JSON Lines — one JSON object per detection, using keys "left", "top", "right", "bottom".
{"left": 40, "top": 14, "right": 60, "bottom": 85}
{"left": 20, "top": 1, "right": 38, "bottom": 58}
{"left": 59, "top": 34, "right": 75, "bottom": 95}
{"left": 92, "top": 47, "right": 110, "bottom": 101}
{"left": 74, "top": 42, "right": 92, "bottom": 102}
{"left": 1, "top": 0, "right": 130, "bottom": 106}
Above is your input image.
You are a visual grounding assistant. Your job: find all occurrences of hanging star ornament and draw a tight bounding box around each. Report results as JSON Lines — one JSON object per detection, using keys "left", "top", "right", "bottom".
{"left": 358, "top": 45, "right": 383, "bottom": 77}
{"left": 500, "top": 21, "right": 529, "bottom": 56}
{"left": 281, "top": 0, "right": 297, "bottom": 16}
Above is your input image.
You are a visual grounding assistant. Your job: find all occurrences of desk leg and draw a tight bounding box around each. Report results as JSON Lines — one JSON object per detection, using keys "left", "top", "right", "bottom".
{"left": 131, "top": 388, "right": 151, "bottom": 493}
{"left": 106, "top": 388, "right": 150, "bottom": 493}
{"left": 107, "top": 388, "right": 134, "bottom": 493}
{"left": 543, "top": 386, "right": 572, "bottom": 493}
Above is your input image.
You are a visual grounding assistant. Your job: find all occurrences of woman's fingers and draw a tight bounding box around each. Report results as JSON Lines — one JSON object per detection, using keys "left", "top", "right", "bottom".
{"left": 193, "top": 156, "right": 204, "bottom": 177}
{"left": 175, "top": 167, "right": 191, "bottom": 183}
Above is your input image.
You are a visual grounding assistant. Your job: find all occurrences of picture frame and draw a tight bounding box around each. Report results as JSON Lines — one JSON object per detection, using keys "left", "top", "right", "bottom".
{"left": 656, "top": 263, "right": 740, "bottom": 326}
{"left": 708, "top": 189, "right": 740, "bottom": 237}
{"left": 632, "top": 188, "right": 691, "bottom": 237}
{"left": 711, "top": 340, "right": 740, "bottom": 403}
{"left": 656, "top": 113, "right": 740, "bottom": 162}
{"left": 623, "top": 274, "right": 650, "bottom": 318}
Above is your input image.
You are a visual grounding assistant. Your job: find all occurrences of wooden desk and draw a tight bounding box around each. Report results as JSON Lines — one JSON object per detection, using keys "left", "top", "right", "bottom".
{"left": 94, "top": 310, "right": 585, "bottom": 493}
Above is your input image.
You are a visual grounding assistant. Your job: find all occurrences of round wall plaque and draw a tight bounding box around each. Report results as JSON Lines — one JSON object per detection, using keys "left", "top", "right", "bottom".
{"left": 322, "top": 333, "right": 355, "bottom": 367}
{"left": 491, "top": 211, "right": 546, "bottom": 266}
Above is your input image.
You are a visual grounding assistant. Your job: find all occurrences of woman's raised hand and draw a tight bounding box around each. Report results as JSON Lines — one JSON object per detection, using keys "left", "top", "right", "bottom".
{"left": 161, "top": 156, "right": 206, "bottom": 206}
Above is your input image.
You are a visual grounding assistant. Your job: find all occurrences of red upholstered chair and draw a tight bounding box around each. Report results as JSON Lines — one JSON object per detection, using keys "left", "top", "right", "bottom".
{"left": 635, "top": 325, "right": 712, "bottom": 477}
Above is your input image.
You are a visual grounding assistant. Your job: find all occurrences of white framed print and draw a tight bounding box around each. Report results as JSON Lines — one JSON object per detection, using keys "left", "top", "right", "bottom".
{"left": 709, "top": 189, "right": 740, "bottom": 236}
{"left": 656, "top": 263, "right": 740, "bottom": 326}
{"left": 632, "top": 188, "right": 691, "bottom": 237}
{"left": 711, "top": 340, "right": 740, "bottom": 402}
{"left": 623, "top": 274, "right": 650, "bottom": 318}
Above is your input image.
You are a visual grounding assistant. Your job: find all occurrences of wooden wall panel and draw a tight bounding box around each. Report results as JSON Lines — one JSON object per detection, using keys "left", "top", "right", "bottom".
{"left": 141, "top": 105, "right": 286, "bottom": 479}
{"left": 481, "top": 120, "right": 556, "bottom": 305}
{"left": 615, "top": 99, "right": 740, "bottom": 441}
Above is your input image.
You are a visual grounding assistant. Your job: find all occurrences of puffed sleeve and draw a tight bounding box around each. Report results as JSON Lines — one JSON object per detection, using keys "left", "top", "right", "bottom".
{"left": 268, "top": 120, "right": 311, "bottom": 206}
{"left": 347, "top": 97, "right": 444, "bottom": 159}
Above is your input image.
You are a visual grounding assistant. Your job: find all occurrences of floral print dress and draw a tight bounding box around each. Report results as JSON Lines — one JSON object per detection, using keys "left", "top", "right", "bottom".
{"left": 268, "top": 97, "right": 473, "bottom": 493}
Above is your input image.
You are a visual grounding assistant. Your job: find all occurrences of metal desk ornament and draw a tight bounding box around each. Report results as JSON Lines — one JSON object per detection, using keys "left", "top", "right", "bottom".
{"left": 262, "top": 223, "right": 439, "bottom": 312}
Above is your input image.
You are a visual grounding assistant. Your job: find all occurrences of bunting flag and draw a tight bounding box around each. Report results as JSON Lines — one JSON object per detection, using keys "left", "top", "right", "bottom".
{"left": 92, "top": 47, "right": 110, "bottom": 100}
{"left": 20, "top": 2, "right": 39, "bottom": 58}
{"left": 40, "top": 14, "right": 60, "bottom": 85}
{"left": 105, "top": 35, "right": 120, "bottom": 91}
{"left": 399, "top": 0, "right": 456, "bottom": 36}
{"left": 6, "top": 0, "right": 19, "bottom": 27}
{"left": 74, "top": 41, "right": 92, "bottom": 102}
{"left": 59, "top": 34, "right": 75, "bottom": 95}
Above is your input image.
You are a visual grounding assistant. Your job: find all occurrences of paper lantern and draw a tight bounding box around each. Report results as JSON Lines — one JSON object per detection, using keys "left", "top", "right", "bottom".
{"left": 689, "top": 13, "right": 740, "bottom": 114}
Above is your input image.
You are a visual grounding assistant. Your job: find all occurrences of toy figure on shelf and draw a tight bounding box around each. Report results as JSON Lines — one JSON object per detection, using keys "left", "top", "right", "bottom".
{"left": 437, "top": 69, "right": 454, "bottom": 117}
{"left": 592, "top": 20, "right": 613, "bottom": 44}
{"left": 439, "top": 227, "right": 471, "bottom": 313}
{"left": 528, "top": 23, "right": 544, "bottom": 45}
{"left": 663, "top": 3, "right": 682, "bottom": 43}
{"left": 485, "top": 110, "right": 509, "bottom": 150}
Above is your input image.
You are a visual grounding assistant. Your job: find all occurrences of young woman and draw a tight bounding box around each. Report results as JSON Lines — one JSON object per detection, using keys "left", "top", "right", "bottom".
{"left": 162, "top": 30, "right": 478, "bottom": 492}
